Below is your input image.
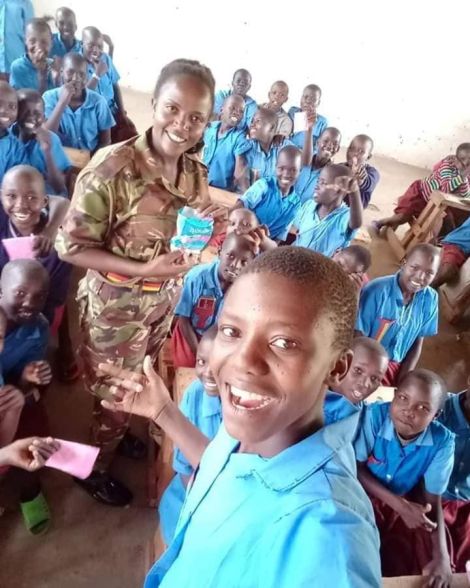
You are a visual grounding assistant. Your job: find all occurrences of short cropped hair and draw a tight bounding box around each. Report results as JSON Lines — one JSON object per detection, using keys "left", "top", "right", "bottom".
{"left": 344, "top": 245, "right": 372, "bottom": 272}
{"left": 17, "top": 88, "right": 42, "bottom": 104}
{"left": 353, "top": 336, "right": 389, "bottom": 361}
{"left": 255, "top": 106, "right": 277, "bottom": 127}
{"left": 26, "top": 18, "right": 52, "bottom": 36}
{"left": 457, "top": 142, "right": 470, "bottom": 153}
{"left": 304, "top": 83, "right": 322, "bottom": 95}
{"left": 241, "top": 247, "right": 358, "bottom": 350}
{"left": 278, "top": 144, "right": 301, "bottom": 161}
{"left": 405, "top": 243, "right": 441, "bottom": 261}
{"left": 400, "top": 368, "right": 447, "bottom": 410}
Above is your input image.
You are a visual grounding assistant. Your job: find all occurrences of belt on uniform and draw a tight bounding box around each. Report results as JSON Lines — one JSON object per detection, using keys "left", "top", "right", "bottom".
{"left": 105, "top": 271, "right": 167, "bottom": 292}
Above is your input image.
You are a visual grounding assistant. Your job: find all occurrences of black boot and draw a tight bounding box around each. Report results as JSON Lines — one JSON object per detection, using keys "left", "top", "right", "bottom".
{"left": 74, "top": 472, "right": 133, "bottom": 507}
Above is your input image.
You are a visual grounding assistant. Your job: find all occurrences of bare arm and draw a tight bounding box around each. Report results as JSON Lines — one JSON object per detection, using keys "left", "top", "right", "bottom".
{"left": 46, "top": 195, "right": 69, "bottom": 237}
{"left": 398, "top": 338, "right": 423, "bottom": 382}
{"left": 357, "top": 462, "right": 404, "bottom": 511}
{"left": 177, "top": 316, "right": 199, "bottom": 356}
{"left": 347, "top": 185, "right": 363, "bottom": 230}
{"left": 112, "top": 83, "right": 125, "bottom": 115}
{"left": 234, "top": 155, "right": 250, "bottom": 192}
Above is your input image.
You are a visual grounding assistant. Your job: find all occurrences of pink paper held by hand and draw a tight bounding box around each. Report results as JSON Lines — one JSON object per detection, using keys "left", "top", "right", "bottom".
{"left": 2, "top": 236, "right": 36, "bottom": 261}
{"left": 45, "top": 440, "right": 99, "bottom": 479}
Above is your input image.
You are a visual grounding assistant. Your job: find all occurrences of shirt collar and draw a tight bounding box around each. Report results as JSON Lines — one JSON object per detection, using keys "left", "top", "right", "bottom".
{"left": 381, "top": 409, "right": 434, "bottom": 446}
{"left": 201, "top": 393, "right": 222, "bottom": 418}
{"left": 228, "top": 413, "right": 360, "bottom": 492}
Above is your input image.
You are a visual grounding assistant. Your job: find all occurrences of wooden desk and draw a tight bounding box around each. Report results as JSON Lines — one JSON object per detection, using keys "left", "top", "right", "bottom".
{"left": 209, "top": 186, "right": 238, "bottom": 208}
{"left": 387, "top": 191, "right": 470, "bottom": 259}
{"left": 173, "top": 367, "right": 196, "bottom": 405}
{"left": 383, "top": 575, "right": 468, "bottom": 587}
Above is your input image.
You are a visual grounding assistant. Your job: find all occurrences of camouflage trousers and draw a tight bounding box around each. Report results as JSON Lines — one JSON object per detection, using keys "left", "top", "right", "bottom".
{"left": 77, "top": 270, "right": 178, "bottom": 471}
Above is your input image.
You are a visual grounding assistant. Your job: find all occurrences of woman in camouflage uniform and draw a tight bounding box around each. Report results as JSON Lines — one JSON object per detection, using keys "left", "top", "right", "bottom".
{"left": 56, "top": 59, "right": 219, "bottom": 506}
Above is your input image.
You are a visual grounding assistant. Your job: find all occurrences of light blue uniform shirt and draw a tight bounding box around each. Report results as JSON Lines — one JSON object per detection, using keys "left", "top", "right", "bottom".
{"left": 293, "top": 200, "right": 355, "bottom": 256}
{"left": 9, "top": 54, "right": 55, "bottom": 91}
{"left": 355, "top": 401, "right": 455, "bottom": 496}
{"left": 43, "top": 87, "right": 115, "bottom": 151}
{"left": 13, "top": 125, "right": 71, "bottom": 195}
{"left": 241, "top": 175, "right": 301, "bottom": 240}
{"left": 159, "top": 379, "right": 222, "bottom": 544}
{"left": 438, "top": 392, "right": 470, "bottom": 501}
{"left": 2, "top": 314, "right": 49, "bottom": 380}
{"left": 50, "top": 33, "right": 82, "bottom": 59}
{"left": 295, "top": 163, "right": 323, "bottom": 203}
{"left": 0, "top": 0, "right": 34, "bottom": 73}
{"left": 146, "top": 415, "right": 381, "bottom": 588}
{"left": 213, "top": 89, "right": 257, "bottom": 132}
{"left": 356, "top": 273, "right": 439, "bottom": 363}
{"left": 203, "top": 122, "right": 250, "bottom": 190}
{"left": 324, "top": 390, "right": 363, "bottom": 425}
{"left": 82, "top": 52, "right": 120, "bottom": 113}
{"left": 288, "top": 106, "right": 328, "bottom": 151}
{"left": 442, "top": 215, "right": 470, "bottom": 256}
{"left": 244, "top": 138, "right": 292, "bottom": 182}
{"left": 0, "top": 129, "right": 26, "bottom": 183}
{"left": 174, "top": 259, "right": 224, "bottom": 336}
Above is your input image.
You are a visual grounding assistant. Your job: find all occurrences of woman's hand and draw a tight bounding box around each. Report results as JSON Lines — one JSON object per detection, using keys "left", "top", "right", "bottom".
{"left": 99, "top": 356, "right": 172, "bottom": 422}
{"left": 0, "top": 437, "right": 60, "bottom": 470}
{"left": 139, "top": 250, "right": 194, "bottom": 280}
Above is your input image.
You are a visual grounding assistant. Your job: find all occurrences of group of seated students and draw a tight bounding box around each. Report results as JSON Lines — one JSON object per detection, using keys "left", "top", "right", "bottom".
{"left": 0, "top": 4, "right": 469, "bottom": 587}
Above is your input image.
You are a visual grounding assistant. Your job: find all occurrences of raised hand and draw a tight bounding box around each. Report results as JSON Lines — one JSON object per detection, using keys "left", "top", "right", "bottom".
{"left": 22, "top": 361, "right": 53, "bottom": 386}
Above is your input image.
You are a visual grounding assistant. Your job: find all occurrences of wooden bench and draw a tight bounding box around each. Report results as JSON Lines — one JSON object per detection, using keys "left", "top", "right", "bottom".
{"left": 387, "top": 191, "right": 470, "bottom": 260}
{"left": 64, "top": 147, "right": 91, "bottom": 195}
{"left": 440, "top": 256, "right": 470, "bottom": 324}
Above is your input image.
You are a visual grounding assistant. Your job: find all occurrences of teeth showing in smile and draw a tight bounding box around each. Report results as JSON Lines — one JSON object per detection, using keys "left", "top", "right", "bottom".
{"left": 410, "top": 281, "right": 421, "bottom": 288}
{"left": 14, "top": 213, "right": 30, "bottom": 221}
{"left": 230, "top": 116, "right": 239, "bottom": 123}
{"left": 229, "top": 385, "right": 274, "bottom": 410}
{"left": 166, "top": 131, "right": 186, "bottom": 144}
{"left": 352, "top": 389, "right": 363, "bottom": 400}
{"left": 0, "top": 117, "right": 10, "bottom": 124}
{"left": 24, "top": 122, "right": 36, "bottom": 129}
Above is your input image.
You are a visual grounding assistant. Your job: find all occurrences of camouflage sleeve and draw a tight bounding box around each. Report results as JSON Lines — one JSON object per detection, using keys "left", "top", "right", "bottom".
{"left": 185, "top": 156, "right": 211, "bottom": 209}
{"left": 55, "top": 168, "right": 112, "bottom": 255}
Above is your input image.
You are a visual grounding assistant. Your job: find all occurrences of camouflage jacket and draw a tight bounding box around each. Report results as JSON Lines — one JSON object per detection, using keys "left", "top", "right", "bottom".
{"left": 55, "top": 129, "right": 210, "bottom": 264}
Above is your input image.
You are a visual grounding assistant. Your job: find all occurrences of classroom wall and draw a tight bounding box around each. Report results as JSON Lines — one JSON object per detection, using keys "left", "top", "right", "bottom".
{"left": 33, "top": 0, "right": 470, "bottom": 169}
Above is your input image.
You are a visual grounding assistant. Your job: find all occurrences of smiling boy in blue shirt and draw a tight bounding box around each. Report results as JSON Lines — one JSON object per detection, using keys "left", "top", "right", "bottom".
{"left": 355, "top": 369, "right": 454, "bottom": 583}
{"left": 160, "top": 328, "right": 222, "bottom": 545}
{"left": 43, "top": 52, "right": 115, "bottom": 152}
{"left": 0, "top": 81, "right": 25, "bottom": 183}
{"left": 213, "top": 69, "right": 257, "bottom": 132}
{"left": 288, "top": 84, "right": 328, "bottom": 151}
{"left": 234, "top": 144, "right": 302, "bottom": 241}
{"left": 10, "top": 18, "right": 57, "bottom": 94}
{"left": 172, "top": 233, "right": 258, "bottom": 368}
{"left": 293, "top": 163, "right": 363, "bottom": 256}
{"left": 356, "top": 244, "right": 440, "bottom": 387}
{"left": 324, "top": 337, "right": 388, "bottom": 425}
{"left": 99, "top": 247, "right": 382, "bottom": 588}
{"left": 14, "top": 89, "right": 70, "bottom": 195}
{"left": 50, "top": 6, "right": 81, "bottom": 59}
{"left": 438, "top": 378, "right": 470, "bottom": 572}
{"left": 203, "top": 94, "right": 250, "bottom": 191}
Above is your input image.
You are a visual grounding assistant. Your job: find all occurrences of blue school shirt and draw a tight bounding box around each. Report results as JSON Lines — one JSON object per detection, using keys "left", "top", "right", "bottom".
{"left": 0, "top": 130, "right": 26, "bottom": 183}
{"left": 159, "top": 379, "right": 222, "bottom": 545}
{"left": 146, "top": 415, "right": 381, "bottom": 588}
{"left": 174, "top": 259, "right": 224, "bottom": 336}
{"left": 356, "top": 273, "right": 438, "bottom": 363}
{"left": 50, "top": 33, "right": 82, "bottom": 59}
{"left": 295, "top": 163, "right": 323, "bottom": 203}
{"left": 202, "top": 122, "right": 250, "bottom": 190}
{"left": 355, "top": 401, "right": 455, "bottom": 496}
{"left": 244, "top": 138, "right": 292, "bottom": 182}
{"left": 288, "top": 107, "right": 328, "bottom": 151}
{"left": 2, "top": 314, "right": 49, "bottom": 381}
{"left": 43, "top": 87, "right": 115, "bottom": 151}
{"left": 9, "top": 54, "right": 55, "bottom": 91}
{"left": 442, "top": 215, "right": 470, "bottom": 256}
{"left": 13, "top": 125, "right": 71, "bottom": 195}
{"left": 438, "top": 392, "right": 470, "bottom": 501}
{"left": 0, "top": 0, "right": 34, "bottom": 73}
{"left": 293, "top": 200, "right": 355, "bottom": 257}
{"left": 213, "top": 89, "right": 257, "bottom": 132}
{"left": 324, "top": 390, "right": 363, "bottom": 426}
{"left": 240, "top": 176, "right": 301, "bottom": 240}
{"left": 83, "top": 52, "right": 120, "bottom": 113}
{"left": 0, "top": 209, "right": 72, "bottom": 323}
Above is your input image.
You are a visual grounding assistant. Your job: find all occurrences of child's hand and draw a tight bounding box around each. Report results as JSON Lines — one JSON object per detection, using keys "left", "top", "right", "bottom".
{"left": 0, "top": 437, "right": 60, "bottom": 470}
{"left": 0, "top": 385, "right": 24, "bottom": 415}
{"left": 305, "top": 111, "right": 317, "bottom": 131}
{"left": 35, "top": 126, "right": 52, "bottom": 154}
{"left": 271, "top": 135, "right": 284, "bottom": 147}
{"left": 99, "top": 356, "right": 172, "bottom": 422}
{"left": 333, "top": 176, "right": 360, "bottom": 196}
{"left": 94, "top": 58, "right": 108, "bottom": 78}
{"left": 422, "top": 556, "right": 452, "bottom": 588}
{"left": 196, "top": 203, "right": 228, "bottom": 222}
{"left": 59, "top": 81, "right": 75, "bottom": 105}
{"left": 22, "top": 361, "right": 53, "bottom": 386}
{"left": 398, "top": 499, "right": 437, "bottom": 532}
{"left": 33, "top": 235, "right": 53, "bottom": 258}
{"left": 348, "top": 272, "right": 364, "bottom": 291}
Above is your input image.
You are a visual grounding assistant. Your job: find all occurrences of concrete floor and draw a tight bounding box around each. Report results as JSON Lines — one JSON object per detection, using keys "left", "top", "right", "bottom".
{"left": 0, "top": 88, "right": 468, "bottom": 588}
